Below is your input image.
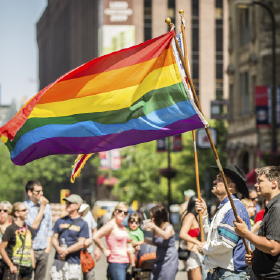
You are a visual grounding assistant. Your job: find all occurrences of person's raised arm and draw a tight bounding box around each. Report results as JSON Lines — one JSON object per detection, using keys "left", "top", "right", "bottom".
{"left": 93, "top": 223, "right": 114, "bottom": 257}
{"left": 234, "top": 216, "right": 280, "bottom": 256}
{"left": 30, "top": 197, "right": 49, "bottom": 230}
{"left": 45, "top": 204, "right": 53, "bottom": 253}
{"left": 195, "top": 198, "right": 211, "bottom": 235}
{"left": 147, "top": 223, "right": 175, "bottom": 240}
{"left": 179, "top": 213, "right": 201, "bottom": 246}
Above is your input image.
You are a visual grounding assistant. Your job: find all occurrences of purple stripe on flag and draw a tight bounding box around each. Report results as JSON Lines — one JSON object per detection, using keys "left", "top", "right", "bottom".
{"left": 12, "top": 115, "right": 204, "bottom": 165}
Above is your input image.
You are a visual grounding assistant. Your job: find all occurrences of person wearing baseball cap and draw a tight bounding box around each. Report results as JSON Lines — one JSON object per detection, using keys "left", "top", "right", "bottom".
{"left": 51, "top": 194, "right": 89, "bottom": 280}
{"left": 195, "top": 163, "right": 251, "bottom": 280}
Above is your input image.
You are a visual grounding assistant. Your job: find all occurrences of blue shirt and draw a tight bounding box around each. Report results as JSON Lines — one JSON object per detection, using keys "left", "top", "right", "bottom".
{"left": 215, "top": 194, "right": 251, "bottom": 272}
{"left": 53, "top": 215, "right": 89, "bottom": 264}
{"left": 24, "top": 200, "right": 53, "bottom": 250}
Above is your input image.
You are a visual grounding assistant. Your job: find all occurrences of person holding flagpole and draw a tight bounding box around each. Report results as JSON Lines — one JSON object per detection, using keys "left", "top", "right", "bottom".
{"left": 195, "top": 164, "right": 251, "bottom": 280}
{"left": 234, "top": 166, "right": 280, "bottom": 279}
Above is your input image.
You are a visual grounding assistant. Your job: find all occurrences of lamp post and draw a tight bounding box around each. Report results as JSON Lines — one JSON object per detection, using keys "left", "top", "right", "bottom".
{"left": 235, "top": 1, "right": 277, "bottom": 151}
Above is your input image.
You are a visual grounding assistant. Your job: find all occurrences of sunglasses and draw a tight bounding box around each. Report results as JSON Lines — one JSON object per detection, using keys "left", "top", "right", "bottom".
{"left": 250, "top": 197, "right": 258, "bottom": 201}
{"left": 0, "top": 209, "right": 8, "bottom": 213}
{"left": 116, "top": 209, "right": 128, "bottom": 215}
{"left": 17, "top": 209, "right": 27, "bottom": 212}
{"left": 129, "top": 221, "right": 139, "bottom": 225}
{"left": 33, "top": 190, "right": 43, "bottom": 194}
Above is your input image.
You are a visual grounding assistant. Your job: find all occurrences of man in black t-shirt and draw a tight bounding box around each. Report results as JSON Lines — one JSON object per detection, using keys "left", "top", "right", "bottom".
{"left": 51, "top": 194, "right": 89, "bottom": 280}
{"left": 234, "top": 166, "right": 280, "bottom": 279}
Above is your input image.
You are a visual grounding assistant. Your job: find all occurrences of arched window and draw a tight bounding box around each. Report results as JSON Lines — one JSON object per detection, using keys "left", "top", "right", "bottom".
{"left": 240, "top": 151, "right": 249, "bottom": 174}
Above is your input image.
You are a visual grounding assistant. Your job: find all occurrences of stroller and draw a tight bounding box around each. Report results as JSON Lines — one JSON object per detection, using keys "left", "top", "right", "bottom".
{"left": 107, "top": 243, "right": 156, "bottom": 280}
{"left": 132, "top": 243, "right": 157, "bottom": 280}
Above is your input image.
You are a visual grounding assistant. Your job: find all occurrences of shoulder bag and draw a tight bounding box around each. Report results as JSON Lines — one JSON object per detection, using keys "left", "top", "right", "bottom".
{"left": 58, "top": 218, "right": 83, "bottom": 238}
{"left": 58, "top": 218, "right": 95, "bottom": 273}
{"left": 3, "top": 225, "right": 28, "bottom": 280}
{"left": 177, "top": 210, "right": 191, "bottom": 261}
{"left": 80, "top": 249, "right": 95, "bottom": 273}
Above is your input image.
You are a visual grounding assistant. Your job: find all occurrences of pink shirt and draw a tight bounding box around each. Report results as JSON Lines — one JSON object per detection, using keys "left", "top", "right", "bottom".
{"left": 106, "top": 222, "right": 130, "bottom": 263}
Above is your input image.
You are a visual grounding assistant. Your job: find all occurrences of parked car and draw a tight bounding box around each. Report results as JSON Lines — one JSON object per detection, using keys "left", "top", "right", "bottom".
{"left": 92, "top": 200, "right": 118, "bottom": 228}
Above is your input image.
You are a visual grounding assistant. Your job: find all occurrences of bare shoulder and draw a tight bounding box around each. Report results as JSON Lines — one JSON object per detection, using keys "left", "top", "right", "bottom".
{"left": 182, "top": 212, "right": 195, "bottom": 224}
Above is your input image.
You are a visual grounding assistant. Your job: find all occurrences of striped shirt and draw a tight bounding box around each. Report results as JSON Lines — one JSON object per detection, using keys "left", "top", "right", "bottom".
{"left": 24, "top": 200, "right": 53, "bottom": 250}
{"left": 207, "top": 194, "right": 251, "bottom": 271}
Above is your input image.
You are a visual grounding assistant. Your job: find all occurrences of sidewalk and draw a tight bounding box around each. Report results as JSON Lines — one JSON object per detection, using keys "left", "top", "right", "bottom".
{"left": 45, "top": 239, "right": 187, "bottom": 280}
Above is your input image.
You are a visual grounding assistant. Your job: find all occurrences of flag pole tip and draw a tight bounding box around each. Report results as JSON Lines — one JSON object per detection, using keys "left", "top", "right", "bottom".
{"left": 165, "top": 17, "right": 172, "bottom": 27}
{"left": 179, "top": 9, "right": 184, "bottom": 15}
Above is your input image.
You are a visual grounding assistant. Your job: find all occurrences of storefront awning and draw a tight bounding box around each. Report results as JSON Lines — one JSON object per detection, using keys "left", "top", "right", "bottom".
{"left": 246, "top": 169, "right": 256, "bottom": 187}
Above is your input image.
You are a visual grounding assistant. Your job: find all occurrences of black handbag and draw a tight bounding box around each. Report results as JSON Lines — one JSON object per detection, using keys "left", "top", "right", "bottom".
{"left": 178, "top": 239, "right": 191, "bottom": 261}
{"left": 177, "top": 210, "right": 192, "bottom": 261}
{"left": 2, "top": 226, "right": 28, "bottom": 280}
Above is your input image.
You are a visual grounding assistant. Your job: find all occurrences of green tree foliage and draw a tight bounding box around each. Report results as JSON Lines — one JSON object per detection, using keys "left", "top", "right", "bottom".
{"left": 0, "top": 143, "right": 75, "bottom": 203}
{"left": 111, "top": 143, "right": 165, "bottom": 203}
{"left": 111, "top": 120, "right": 227, "bottom": 204}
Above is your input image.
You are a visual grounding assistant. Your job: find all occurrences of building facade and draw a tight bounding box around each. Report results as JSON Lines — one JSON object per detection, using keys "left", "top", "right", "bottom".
{"left": 226, "top": 0, "right": 280, "bottom": 174}
{"left": 37, "top": 0, "right": 228, "bottom": 119}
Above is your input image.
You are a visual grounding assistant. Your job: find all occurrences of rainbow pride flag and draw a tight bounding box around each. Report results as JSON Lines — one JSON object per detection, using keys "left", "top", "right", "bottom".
{"left": 0, "top": 30, "right": 207, "bottom": 165}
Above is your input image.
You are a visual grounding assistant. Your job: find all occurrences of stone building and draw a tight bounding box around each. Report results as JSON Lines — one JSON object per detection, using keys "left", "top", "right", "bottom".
{"left": 36, "top": 0, "right": 230, "bottom": 201}
{"left": 226, "top": 0, "right": 280, "bottom": 175}
{"left": 37, "top": 0, "right": 229, "bottom": 119}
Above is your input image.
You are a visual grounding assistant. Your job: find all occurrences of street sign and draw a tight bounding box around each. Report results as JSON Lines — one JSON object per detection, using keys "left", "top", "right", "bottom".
{"left": 255, "top": 86, "right": 280, "bottom": 128}
{"left": 196, "top": 128, "right": 217, "bottom": 148}
{"left": 210, "top": 100, "right": 228, "bottom": 119}
{"left": 173, "top": 134, "right": 183, "bottom": 152}
{"left": 157, "top": 138, "right": 167, "bottom": 152}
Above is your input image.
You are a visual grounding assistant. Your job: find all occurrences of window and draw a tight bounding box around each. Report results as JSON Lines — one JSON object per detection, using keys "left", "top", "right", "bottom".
{"left": 192, "top": 0, "right": 199, "bottom": 81}
{"left": 229, "top": 84, "right": 234, "bottom": 119}
{"left": 239, "top": 8, "right": 249, "bottom": 47}
{"left": 144, "top": 0, "right": 152, "bottom": 41}
{"left": 240, "top": 72, "right": 249, "bottom": 115}
{"left": 168, "top": 0, "right": 176, "bottom": 32}
{"left": 215, "top": 0, "right": 223, "bottom": 96}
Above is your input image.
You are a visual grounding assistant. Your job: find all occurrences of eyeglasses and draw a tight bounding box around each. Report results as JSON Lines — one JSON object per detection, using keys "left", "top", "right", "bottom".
{"left": 33, "top": 190, "right": 43, "bottom": 194}
{"left": 129, "top": 221, "right": 139, "bottom": 225}
{"left": 250, "top": 197, "right": 258, "bottom": 201}
{"left": 17, "top": 209, "right": 27, "bottom": 212}
{"left": 116, "top": 209, "right": 128, "bottom": 215}
{"left": 0, "top": 209, "right": 8, "bottom": 213}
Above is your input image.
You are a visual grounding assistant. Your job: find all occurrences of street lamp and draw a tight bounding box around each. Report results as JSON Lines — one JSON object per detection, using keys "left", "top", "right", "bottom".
{"left": 235, "top": 1, "right": 277, "bottom": 151}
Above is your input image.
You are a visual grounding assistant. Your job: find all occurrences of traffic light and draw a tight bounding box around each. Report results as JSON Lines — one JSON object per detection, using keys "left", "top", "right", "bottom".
{"left": 60, "top": 189, "right": 70, "bottom": 204}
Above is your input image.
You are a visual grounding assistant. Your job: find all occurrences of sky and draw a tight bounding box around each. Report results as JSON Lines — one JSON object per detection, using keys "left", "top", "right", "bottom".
{"left": 0, "top": 0, "right": 47, "bottom": 105}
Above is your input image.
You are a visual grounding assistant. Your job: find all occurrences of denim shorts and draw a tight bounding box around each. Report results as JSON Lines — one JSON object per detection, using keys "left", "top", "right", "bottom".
{"left": 206, "top": 268, "right": 249, "bottom": 280}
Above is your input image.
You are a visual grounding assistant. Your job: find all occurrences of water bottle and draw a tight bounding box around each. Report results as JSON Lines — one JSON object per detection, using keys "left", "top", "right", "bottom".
{"left": 60, "top": 238, "right": 68, "bottom": 248}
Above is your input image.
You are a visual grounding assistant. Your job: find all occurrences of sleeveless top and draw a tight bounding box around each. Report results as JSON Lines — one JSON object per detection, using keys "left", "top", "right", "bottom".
{"left": 106, "top": 221, "right": 130, "bottom": 263}
{"left": 188, "top": 227, "right": 200, "bottom": 238}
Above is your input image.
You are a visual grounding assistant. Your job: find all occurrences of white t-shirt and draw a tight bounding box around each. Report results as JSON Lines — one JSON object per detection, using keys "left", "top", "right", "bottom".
{"left": 83, "top": 211, "right": 97, "bottom": 253}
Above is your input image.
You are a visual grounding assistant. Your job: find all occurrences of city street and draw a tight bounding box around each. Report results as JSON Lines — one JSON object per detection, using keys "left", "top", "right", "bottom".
{"left": 45, "top": 238, "right": 186, "bottom": 280}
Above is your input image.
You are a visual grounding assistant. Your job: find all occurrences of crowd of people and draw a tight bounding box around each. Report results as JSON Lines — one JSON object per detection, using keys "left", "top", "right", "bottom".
{"left": 0, "top": 164, "right": 279, "bottom": 280}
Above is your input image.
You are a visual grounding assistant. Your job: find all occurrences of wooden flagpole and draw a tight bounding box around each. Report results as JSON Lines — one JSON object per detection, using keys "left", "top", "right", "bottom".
{"left": 178, "top": 10, "right": 204, "bottom": 242}
{"left": 165, "top": 17, "right": 250, "bottom": 254}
